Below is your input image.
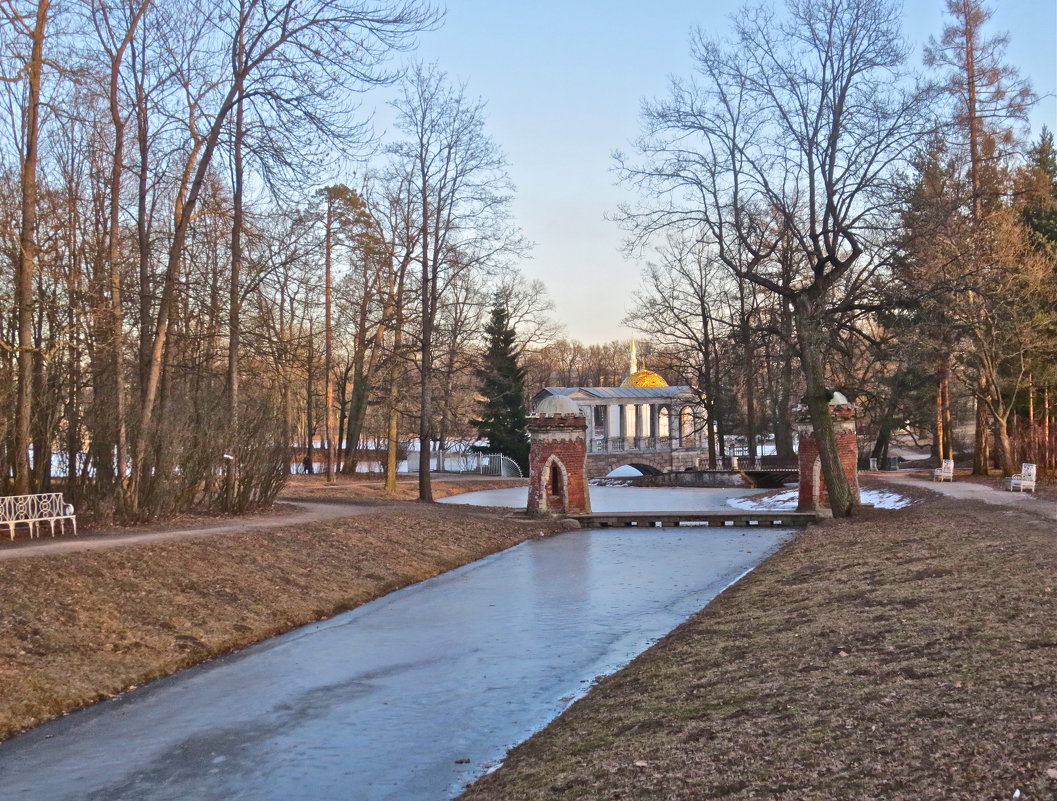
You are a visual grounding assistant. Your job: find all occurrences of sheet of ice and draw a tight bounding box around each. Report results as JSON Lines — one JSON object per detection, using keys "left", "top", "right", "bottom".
{"left": 727, "top": 488, "right": 912, "bottom": 511}
{"left": 441, "top": 484, "right": 761, "bottom": 512}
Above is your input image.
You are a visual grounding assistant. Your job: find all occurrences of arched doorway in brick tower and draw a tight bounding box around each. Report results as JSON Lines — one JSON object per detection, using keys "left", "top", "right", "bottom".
{"left": 544, "top": 455, "right": 569, "bottom": 512}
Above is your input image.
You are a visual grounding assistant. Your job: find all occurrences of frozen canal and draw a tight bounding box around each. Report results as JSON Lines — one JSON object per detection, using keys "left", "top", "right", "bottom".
{"left": 0, "top": 487, "right": 790, "bottom": 801}
{"left": 440, "top": 483, "right": 762, "bottom": 512}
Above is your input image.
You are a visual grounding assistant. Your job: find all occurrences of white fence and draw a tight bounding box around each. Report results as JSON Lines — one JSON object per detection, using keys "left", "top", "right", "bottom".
{"left": 405, "top": 449, "right": 522, "bottom": 477}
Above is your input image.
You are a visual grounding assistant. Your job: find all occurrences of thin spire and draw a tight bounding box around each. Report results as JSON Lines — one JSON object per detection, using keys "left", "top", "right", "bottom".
{"left": 629, "top": 339, "right": 638, "bottom": 375}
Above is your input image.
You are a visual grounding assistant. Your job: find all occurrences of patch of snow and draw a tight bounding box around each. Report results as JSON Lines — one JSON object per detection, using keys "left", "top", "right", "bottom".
{"left": 728, "top": 488, "right": 912, "bottom": 511}
{"left": 728, "top": 490, "right": 798, "bottom": 511}
{"left": 864, "top": 490, "right": 913, "bottom": 509}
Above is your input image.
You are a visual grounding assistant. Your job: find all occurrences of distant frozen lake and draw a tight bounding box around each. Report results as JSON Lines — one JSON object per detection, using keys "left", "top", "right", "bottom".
{"left": 440, "top": 483, "right": 762, "bottom": 512}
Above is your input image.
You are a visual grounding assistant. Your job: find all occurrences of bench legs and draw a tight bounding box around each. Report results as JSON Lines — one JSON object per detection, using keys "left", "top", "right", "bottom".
{"left": 2, "top": 516, "right": 78, "bottom": 540}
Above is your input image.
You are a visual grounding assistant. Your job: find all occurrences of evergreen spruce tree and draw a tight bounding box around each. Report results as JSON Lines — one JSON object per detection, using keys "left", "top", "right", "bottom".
{"left": 1024, "top": 128, "right": 1057, "bottom": 258}
{"left": 472, "top": 303, "right": 530, "bottom": 471}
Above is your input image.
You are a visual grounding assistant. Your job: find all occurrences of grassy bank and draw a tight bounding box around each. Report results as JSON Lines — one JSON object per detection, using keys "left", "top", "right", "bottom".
{"left": 462, "top": 498, "right": 1057, "bottom": 800}
{"left": 280, "top": 473, "right": 527, "bottom": 503}
{"left": 0, "top": 492, "right": 561, "bottom": 742}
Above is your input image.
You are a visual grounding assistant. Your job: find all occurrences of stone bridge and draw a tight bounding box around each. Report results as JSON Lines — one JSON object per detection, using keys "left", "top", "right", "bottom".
{"left": 585, "top": 443, "right": 702, "bottom": 479}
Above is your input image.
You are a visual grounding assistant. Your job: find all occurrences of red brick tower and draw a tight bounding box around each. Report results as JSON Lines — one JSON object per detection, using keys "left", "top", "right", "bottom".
{"left": 796, "top": 392, "right": 860, "bottom": 513}
{"left": 527, "top": 395, "right": 591, "bottom": 515}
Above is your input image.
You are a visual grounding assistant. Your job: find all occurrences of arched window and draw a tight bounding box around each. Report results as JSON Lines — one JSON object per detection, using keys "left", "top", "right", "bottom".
{"left": 549, "top": 461, "right": 563, "bottom": 498}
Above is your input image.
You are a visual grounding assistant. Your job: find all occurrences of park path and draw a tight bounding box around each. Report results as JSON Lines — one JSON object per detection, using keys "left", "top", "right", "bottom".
{"left": 878, "top": 472, "right": 1054, "bottom": 520}
{"left": 0, "top": 499, "right": 379, "bottom": 562}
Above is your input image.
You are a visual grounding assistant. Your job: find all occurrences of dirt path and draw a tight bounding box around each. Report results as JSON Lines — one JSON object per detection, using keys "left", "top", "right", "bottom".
{"left": 0, "top": 500, "right": 380, "bottom": 561}
{"left": 0, "top": 476, "right": 526, "bottom": 561}
{"left": 878, "top": 471, "right": 1054, "bottom": 519}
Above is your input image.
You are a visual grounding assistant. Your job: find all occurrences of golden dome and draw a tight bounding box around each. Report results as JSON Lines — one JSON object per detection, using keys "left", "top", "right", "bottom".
{"left": 620, "top": 369, "right": 669, "bottom": 388}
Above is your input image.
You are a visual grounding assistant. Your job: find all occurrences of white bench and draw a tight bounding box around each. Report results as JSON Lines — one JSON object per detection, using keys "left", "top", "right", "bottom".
{"left": 0, "top": 493, "right": 77, "bottom": 540}
{"left": 933, "top": 459, "right": 954, "bottom": 482}
{"left": 1007, "top": 463, "right": 1037, "bottom": 493}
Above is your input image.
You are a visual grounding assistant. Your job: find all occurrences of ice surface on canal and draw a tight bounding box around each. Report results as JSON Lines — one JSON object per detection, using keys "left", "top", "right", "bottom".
{"left": 441, "top": 484, "right": 762, "bottom": 511}
{"left": 0, "top": 487, "right": 790, "bottom": 801}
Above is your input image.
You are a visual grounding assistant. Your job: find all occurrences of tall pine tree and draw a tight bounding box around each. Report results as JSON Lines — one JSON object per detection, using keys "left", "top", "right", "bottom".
{"left": 472, "top": 304, "right": 530, "bottom": 471}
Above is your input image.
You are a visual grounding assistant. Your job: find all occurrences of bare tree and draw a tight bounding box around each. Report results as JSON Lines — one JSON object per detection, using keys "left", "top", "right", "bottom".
{"left": 492, "top": 271, "right": 561, "bottom": 357}
{"left": 619, "top": 0, "right": 931, "bottom": 516}
{"left": 1, "top": 0, "right": 52, "bottom": 494}
{"left": 126, "top": 0, "right": 435, "bottom": 512}
{"left": 390, "top": 62, "right": 521, "bottom": 501}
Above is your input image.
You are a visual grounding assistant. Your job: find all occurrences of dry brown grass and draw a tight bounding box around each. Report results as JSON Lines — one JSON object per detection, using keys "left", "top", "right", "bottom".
{"left": 280, "top": 473, "right": 527, "bottom": 503}
{"left": 0, "top": 499, "right": 563, "bottom": 742}
{"left": 461, "top": 499, "right": 1057, "bottom": 801}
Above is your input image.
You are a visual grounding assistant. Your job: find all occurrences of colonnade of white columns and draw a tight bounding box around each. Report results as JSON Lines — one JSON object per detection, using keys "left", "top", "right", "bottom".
{"left": 583, "top": 402, "right": 705, "bottom": 452}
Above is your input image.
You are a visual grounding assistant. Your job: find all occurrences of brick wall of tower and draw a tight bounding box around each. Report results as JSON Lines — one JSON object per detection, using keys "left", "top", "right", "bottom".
{"left": 797, "top": 427, "right": 860, "bottom": 512}
{"left": 527, "top": 414, "right": 591, "bottom": 515}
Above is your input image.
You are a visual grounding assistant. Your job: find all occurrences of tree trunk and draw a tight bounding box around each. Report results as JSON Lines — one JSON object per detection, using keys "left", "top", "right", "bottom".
{"left": 973, "top": 394, "right": 990, "bottom": 474}
{"left": 993, "top": 415, "right": 1016, "bottom": 476}
{"left": 306, "top": 323, "right": 315, "bottom": 473}
{"left": 744, "top": 336, "right": 756, "bottom": 460}
{"left": 417, "top": 200, "right": 434, "bottom": 501}
{"left": 384, "top": 329, "right": 404, "bottom": 493}
{"left": 226, "top": 92, "right": 244, "bottom": 507}
{"left": 13, "top": 0, "right": 50, "bottom": 495}
{"left": 739, "top": 287, "right": 756, "bottom": 459}
{"left": 934, "top": 377, "right": 945, "bottom": 463}
{"left": 794, "top": 294, "right": 854, "bottom": 517}
{"left": 941, "top": 373, "right": 953, "bottom": 461}
{"left": 105, "top": 55, "right": 129, "bottom": 501}
{"left": 343, "top": 353, "right": 371, "bottom": 473}
{"left": 418, "top": 343, "right": 433, "bottom": 500}
{"left": 135, "top": 44, "right": 152, "bottom": 410}
{"left": 324, "top": 196, "right": 335, "bottom": 483}
{"left": 1044, "top": 385, "right": 1051, "bottom": 471}
{"left": 1027, "top": 375, "right": 1035, "bottom": 465}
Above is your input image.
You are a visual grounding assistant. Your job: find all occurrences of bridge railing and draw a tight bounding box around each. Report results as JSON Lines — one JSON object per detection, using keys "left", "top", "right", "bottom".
{"left": 588, "top": 436, "right": 675, "bottom": 454}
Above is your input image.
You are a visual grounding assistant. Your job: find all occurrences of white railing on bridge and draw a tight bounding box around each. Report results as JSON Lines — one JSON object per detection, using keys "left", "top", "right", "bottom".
{"left": 588, "top": 436, "right": 676, "bottom": 454}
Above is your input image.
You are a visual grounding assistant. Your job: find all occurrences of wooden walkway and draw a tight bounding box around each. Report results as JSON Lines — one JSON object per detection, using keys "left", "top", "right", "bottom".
{"left": 570, "top": 510, "right": 818, "bottom": 529}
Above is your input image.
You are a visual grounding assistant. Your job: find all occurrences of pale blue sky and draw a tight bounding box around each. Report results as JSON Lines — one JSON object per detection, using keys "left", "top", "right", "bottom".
{"left": 367, "top": 1, "right": 1057, "bottom": 342}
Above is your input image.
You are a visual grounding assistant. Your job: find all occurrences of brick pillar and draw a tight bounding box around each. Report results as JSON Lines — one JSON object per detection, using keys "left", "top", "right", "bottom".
{"left": 527, "top": 412, "right": 591, "bottom": 515}
{"left": 796, "top": 403, "right": 860, "bottom": 513}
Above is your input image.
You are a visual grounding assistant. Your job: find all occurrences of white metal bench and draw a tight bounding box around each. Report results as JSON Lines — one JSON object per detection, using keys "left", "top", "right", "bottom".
{"left": 933, "top": 459, "right": 954, "bottom": 482}
{"left": 1007, "top": 463, "right": 1037, "bottom": 493}
{"left": 0, "top": 493, "right": 77, "bottom": 540}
